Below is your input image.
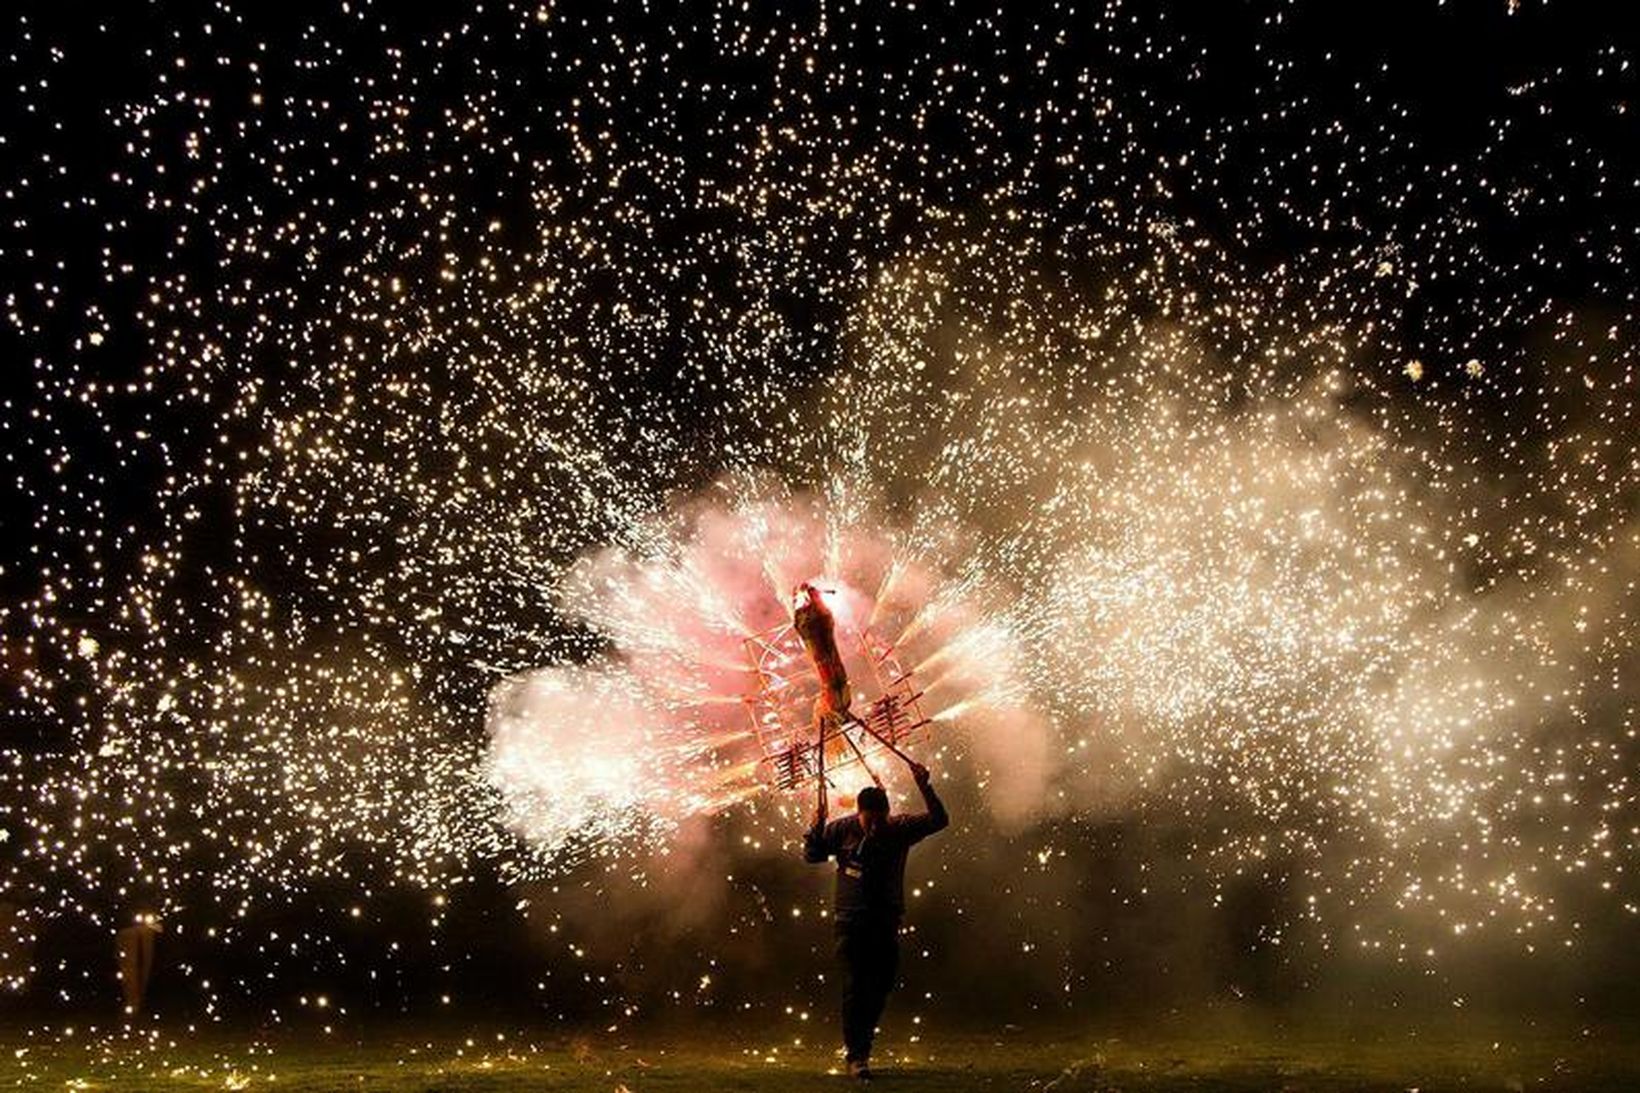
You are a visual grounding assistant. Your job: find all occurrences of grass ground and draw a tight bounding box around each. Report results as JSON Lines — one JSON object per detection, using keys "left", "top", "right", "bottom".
{"left": 2, "top": 1014, "right": 1636, "bottom": 1092}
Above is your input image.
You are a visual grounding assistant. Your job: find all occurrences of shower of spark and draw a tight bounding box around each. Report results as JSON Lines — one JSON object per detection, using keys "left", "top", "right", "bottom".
{"left": 1, "top": 0, "right": 1637, "bottom": 1010}
{"left": 483, "top": 489, "right": 1034, "bottom": 870}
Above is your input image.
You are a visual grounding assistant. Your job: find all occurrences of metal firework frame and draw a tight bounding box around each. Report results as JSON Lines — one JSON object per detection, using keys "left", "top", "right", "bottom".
{"left": 741, "top": 621, "right": 932, "bottom": 792}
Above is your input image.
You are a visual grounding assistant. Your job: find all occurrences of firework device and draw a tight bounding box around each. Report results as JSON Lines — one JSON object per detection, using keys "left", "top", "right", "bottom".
{"left": 741, "top": 585, "right": 932, "bottom": 797}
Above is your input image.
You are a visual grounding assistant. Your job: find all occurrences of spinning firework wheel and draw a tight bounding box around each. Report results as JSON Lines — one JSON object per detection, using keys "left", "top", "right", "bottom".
{"left": 741, "top": 622, "right": 932, "bottom": 792}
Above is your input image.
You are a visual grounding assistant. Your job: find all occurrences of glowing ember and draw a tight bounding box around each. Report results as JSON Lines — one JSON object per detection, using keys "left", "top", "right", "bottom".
{"left": 0, "top": 1, "right": 1635, "bottom": 1015}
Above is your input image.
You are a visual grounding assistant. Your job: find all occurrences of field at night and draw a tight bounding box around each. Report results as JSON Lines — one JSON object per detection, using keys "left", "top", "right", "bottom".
{"left": 3, "top": 0, "right": 1639, "bottom": 1088}
{"left": 5, "top": 1015, "right": 1640, "bottom": 1092}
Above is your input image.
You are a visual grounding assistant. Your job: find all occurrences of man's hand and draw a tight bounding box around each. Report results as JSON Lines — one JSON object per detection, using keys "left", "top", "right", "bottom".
{"left": 908, "top": 760, "right": 930, "bottom": 785}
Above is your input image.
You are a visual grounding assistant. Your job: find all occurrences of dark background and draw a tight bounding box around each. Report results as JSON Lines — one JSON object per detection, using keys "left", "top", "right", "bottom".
{"left": 1, "top": 0, "right": 1636, "bottom": 1030}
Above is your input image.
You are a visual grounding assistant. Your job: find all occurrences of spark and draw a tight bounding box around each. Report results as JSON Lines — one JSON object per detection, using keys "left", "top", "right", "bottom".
{"left": 0, "top": 0, "right": 1636, "bottom": 1016}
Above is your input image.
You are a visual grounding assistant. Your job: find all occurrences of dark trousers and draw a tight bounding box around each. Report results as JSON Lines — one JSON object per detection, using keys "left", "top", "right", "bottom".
{"left": 835, "top": 917, "right": 900, "bottom": 1063}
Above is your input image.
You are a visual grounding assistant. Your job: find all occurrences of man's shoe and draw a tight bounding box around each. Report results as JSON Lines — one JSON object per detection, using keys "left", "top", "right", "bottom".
{"left": 847, "top": 1059, "right": 874, "bottom": 1081}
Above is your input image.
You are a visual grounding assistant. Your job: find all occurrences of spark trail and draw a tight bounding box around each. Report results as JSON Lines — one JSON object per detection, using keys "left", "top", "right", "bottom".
{"left": 0, "top": 2, "right": 1636, "bottom": 1008}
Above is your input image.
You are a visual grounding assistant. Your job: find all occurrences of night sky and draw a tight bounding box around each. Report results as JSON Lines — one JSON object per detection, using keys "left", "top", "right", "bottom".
{"left": 2, "top": 0, "right": 1638, "bottom": 1031}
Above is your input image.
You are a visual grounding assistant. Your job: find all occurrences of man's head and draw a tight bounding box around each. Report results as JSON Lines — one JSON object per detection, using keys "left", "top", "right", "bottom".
{"left": 856, "top": 785, "right": 889, "bottom": 834}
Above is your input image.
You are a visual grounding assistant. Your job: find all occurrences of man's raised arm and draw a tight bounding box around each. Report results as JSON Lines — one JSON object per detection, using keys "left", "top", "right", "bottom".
{"left": 803, "top": 803, "right": 841, "bottom": 863}
{"left": 901, "top": 762, "right": 949, "bottom": 843}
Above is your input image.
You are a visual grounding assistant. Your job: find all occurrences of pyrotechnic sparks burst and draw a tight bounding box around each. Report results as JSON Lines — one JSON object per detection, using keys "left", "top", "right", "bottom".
{"left": 482, "top": 487, "right": 1039, "bottom": 867}
{"left": 1, "top": 0, "right": 1637, "bottom": 1011}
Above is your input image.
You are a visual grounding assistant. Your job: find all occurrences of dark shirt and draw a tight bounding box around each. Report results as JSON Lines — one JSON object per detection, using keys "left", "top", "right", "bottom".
{"left": 803, "top": 779, "right": 949, "bottom": 924}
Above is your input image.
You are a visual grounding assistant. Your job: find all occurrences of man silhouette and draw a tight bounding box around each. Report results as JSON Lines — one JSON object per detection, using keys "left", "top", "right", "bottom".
{"left": 803, "top": 763, "right": 948, "bottom": 1080}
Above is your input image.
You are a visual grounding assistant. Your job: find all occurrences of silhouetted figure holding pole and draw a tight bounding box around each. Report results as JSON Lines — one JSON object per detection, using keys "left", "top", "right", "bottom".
{"left": 803, "top": 761, "right": 948, "bottom": 1081}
